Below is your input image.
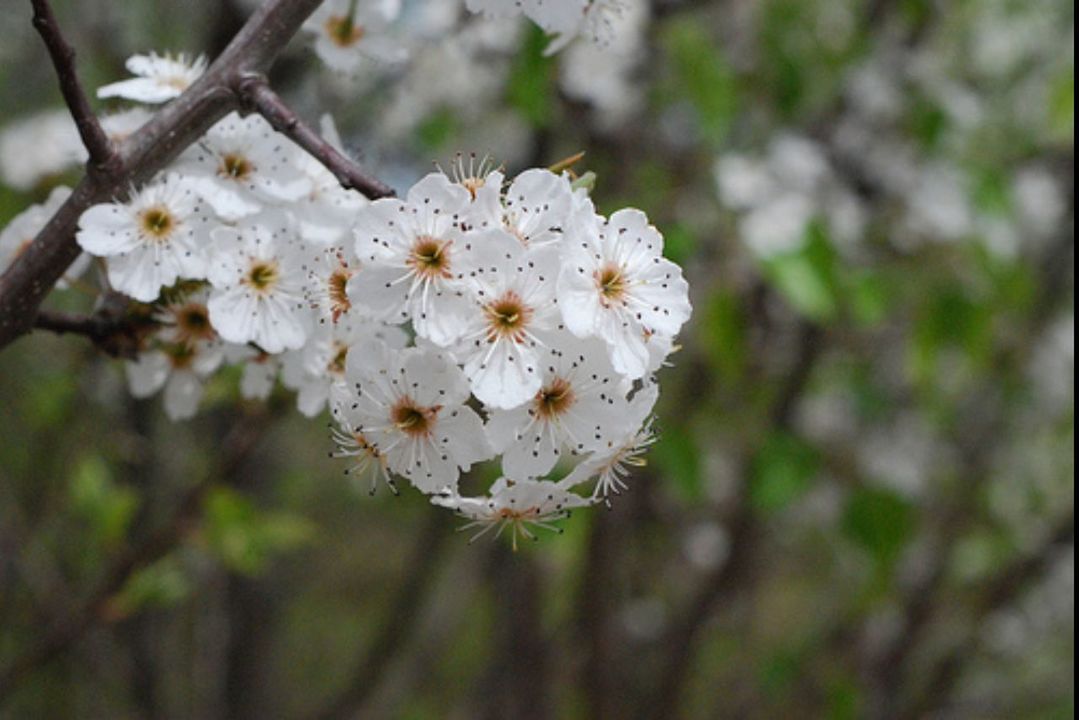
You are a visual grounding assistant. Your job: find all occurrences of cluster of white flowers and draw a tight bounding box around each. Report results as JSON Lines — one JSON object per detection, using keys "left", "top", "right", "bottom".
{"left": 333, "top": 164, "right": 690, "bottom": 543}
{"left": 714, "top": 133, "right": 867, "bottom": 259}
{"left": 2, "top": 45, "right": 693, "bottom": 540}
{"left": 297, "top": 0, "right": 628, "bottom": 77}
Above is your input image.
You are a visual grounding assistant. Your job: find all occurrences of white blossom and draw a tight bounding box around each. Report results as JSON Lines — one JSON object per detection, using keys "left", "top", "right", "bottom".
{"left": 561, "top": 380, "right": 657, "bottom": 498}
{"left": 452, "top": 229, "right": 561, "bottom": 409}
{"left": 304, "top": 0, "right": 407, "bottom": 73}
{"left": 126, "top": 289, "right": 224, "bottom": 420}
{"left": 559, "top": 208, "right": 691, "bottom": 379}
{"left": 76, "top": 174, "right": 212, "bottom": 302}
{"left": 174, "top": 113, "right": 312, "bottom": 220}
{"left": 348, "top": 171, "right": 474, "bottom": 344}
{"left": 206, "top": 210, "right": 314, "bottom": 353}
{"left": 0, "top": 110, "right": 84, "bottom": 191}
{"left": 333, "top": 342, "right": 492, "bottom": 493}
{"left": 97, "top": 52, "right": 207, "bottom": 104}
{"left": 486, "top": 334, "right": 630, "bottom": 479}
{"left": 1, "top": 186, "right": 89, "bottom": 286}
{"left": 281, "top": 316, "right": 407, "bottom": 417}
{"left": 432, "top": 477, "right": 594, "bottom": 548}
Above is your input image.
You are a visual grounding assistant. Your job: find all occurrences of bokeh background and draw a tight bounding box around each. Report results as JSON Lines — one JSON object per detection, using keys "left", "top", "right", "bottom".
{"left": 0, "top": 0, "right": 1073, "bottom": 718}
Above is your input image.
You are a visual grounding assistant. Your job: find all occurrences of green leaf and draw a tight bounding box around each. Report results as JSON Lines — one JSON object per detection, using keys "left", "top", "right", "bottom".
{"left": 849, "top": 271, "right": 890, "bottom": 327}
{"left": 507, "top": 26, "right": 556, "bottom": 128}
{"left": 700, "top": 289, "right": 747, "bottom": 383}
{"left": 762, "top": 223, "right": 840, "bottom": 322}
{"left": 653, "top": 429, "right": 703, "bottom": 501}
{"left": 70, "top": 456, "right": 138, "bottom": 547}
{"left": 112, "top": 555, "right": 191, "bottom": 616}
{"left": 841, "top": 487, "right": 915, "bottom": 567}
{"left": 415, "top": 107, "right": 459, "bottom": 152}
{"left": 203, "top": 487, "right": 316, "bottom": 575}
{"left": 661, "top": 20, "right": 738, "bottom": 145}
{"left": 662, "top": 222, "right": 696, "bottom": 266}
{"left": 750, "top": 432, "right": 820, "bottom": 513}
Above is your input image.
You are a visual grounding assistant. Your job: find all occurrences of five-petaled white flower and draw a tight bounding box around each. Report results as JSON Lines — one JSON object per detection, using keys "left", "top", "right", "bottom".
{"left": 126, "top": 288, "right": 224, "bottom": 420}
{"left": 206, "top": 210, "right": 314, "bottom": 353}
{"left": 304, "top": 0, "right": 408, "bottom": 73}
{"left": 432, "top": 477, "right": 594, "bottom": 549}
{"left": 452, "top": 229, "right": 561, "bottom": 409}
{"left": 174, "top": 113, "right": 312, "bottom": 220}
{"left": 333, "top": 342, "right": 492, "bottom": 493}
{"left": 561, "top": 380, "right": 658, "bottom": 499}
{"left": 348, "top": 171, "right": 474, "bottom": 344}
{"left": 486, "top": 334, "right": 630, "bottom": 479}
{"left": 76, "top": 174, "right": 212, "bottom": 302}
{"left": 97, "top": 52, "right": 207, "bottom": 104}
{"left": 559, "top": 208, "right": 692, "bottom": 379}
{"left": 469, "top": 168, "right": 574, "bottom": 248}
{"left": 281, "top": 316, "right": 407, "bottom": 417}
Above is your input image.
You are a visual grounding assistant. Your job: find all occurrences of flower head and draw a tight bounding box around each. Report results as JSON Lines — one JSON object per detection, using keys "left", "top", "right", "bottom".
{"left": 559, "top": 208, "right": 691, "bottom": 379}
{"left": 76, "top": 175, "right": 211, "bottom": 302}
{"left": 333, "top": 343, "right": 493, "bottom": 493}
{"left": 206, "top": 211, "right": 313, "bottom": 353}
{"left": 97, "top": 52, "right": 207, "bottom": 104}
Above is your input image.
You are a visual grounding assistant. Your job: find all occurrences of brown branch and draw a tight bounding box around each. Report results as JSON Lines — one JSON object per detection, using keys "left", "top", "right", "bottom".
{"left": 29, "top": 0, "right": 121, "bottom": 175}
{"left": 897, "top": 513, "right": 1075, "bottom": 720}
{"left": 239, "top": 77, "right": 395, "bottom": 200}
{"left": 0, "top": 0, "right": 393, "bottom": 353}
{"left": 312, "top": 510, "right": 452, "bottom": 720}
{"left": 640, "top": 319, "right": 824, "bottom": 720}
{"left": 32, "top": 290, "right": 155, "bottom": 358}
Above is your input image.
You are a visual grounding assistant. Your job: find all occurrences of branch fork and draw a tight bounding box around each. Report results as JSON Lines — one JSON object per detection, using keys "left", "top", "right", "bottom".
{"left": 0, "top": 0, "right": 394, "bottom": 352}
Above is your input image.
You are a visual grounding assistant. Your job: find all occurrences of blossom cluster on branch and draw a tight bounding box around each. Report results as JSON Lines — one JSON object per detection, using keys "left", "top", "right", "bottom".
{"left": 1, "top": 23, "right": 691, "bottom": 543}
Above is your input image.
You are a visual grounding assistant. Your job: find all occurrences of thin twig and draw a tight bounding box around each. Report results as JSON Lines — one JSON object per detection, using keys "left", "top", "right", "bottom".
{"left": 29, "top": 0, "right": 121, "bottom": 175}
{"left": 897, "top": 513, "right": 1075, "bottom": 720}
{"left": 239, "top": 77, "right": 395, "bottom": 200}
{"left": 0, "top": 0, "right": 393, "bottom": 352}
{"left": 32, "top": 292, "right": 155, "bottom": 359}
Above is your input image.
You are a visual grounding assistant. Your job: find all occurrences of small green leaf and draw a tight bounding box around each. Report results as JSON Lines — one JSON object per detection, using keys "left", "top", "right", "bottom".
{"left": 70, "top": 456, "right": 138, "bottom": 547}
{"left": 661, "top": 20, "right": 738, "bottom": 145}
{"left": 203, "top": 487, "right": 315, "bottom": 575}
{"left": 653, "top": 429, "right": 703, "bottom": 501}
{"left": 112, "top": 555, "right": 191, "bottom": 616}
{"left": 750, "top": 432, "right": 820, "bottom": 513}
{"left": 841, "top": 487, "right": 915, "bottom": 567}
{"left": 507, "top": 26, "right": 556, "bottom": 128}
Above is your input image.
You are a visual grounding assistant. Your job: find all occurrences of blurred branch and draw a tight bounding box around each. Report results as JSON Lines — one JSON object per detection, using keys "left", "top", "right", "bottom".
{"left": 239, "top": 78, "right": 394, "bottom": 200}
{"left": 32, "top": 293, "right": 155, "bottom": 359}
{"left": 0, "top": 407, "right": 271, "bottom": 705}
{"left": 29, "top": 0, "right": 121, "bottom": 175}
{"left": 0, "top": 0, "right": 394, "bottom": 353}
{"left": 898, "top": 513, "right": 1075, "bottom": 720}
{"left": 313, "top": 510, "right": 452, "bottom": 720}
{"left": 642, "top": 320, "right": 824, "bottom": 719}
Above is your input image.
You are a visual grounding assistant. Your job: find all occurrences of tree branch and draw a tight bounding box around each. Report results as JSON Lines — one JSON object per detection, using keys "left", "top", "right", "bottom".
{"left": 0, "top": 0, "right": 393, "bottom": 353}
{"left": 898, "top": 513, "right": 1075, "bottom": 720}
{"left": 312, "top": 510, "right": 451, "bottom": 720}
{"left": 239, "top": 77, "right": 395, "bottom": 200}
{"left": 29, "top": 0, "right": 121, "bottom": 175}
